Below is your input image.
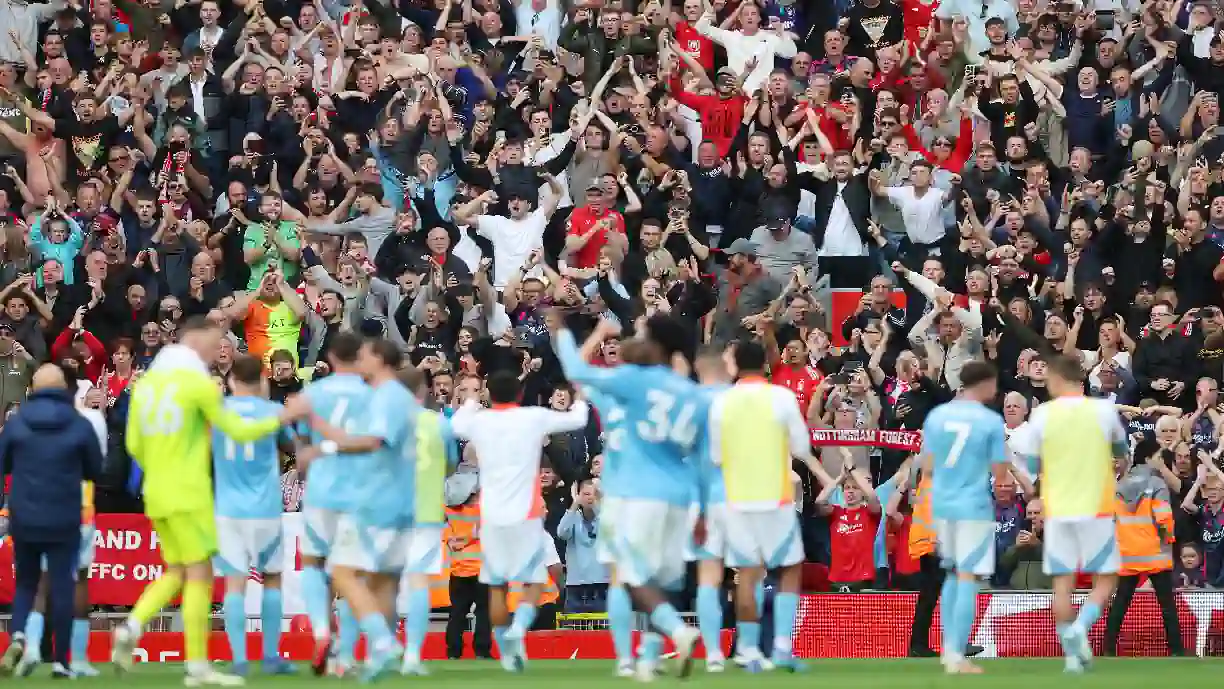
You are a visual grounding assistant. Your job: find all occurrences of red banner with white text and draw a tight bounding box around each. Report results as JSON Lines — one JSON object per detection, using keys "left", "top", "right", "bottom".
{"left": 810, "top": 427, "right": 923, "bottom": 452}
{"left": 0, "top": 514, "right": 224, "bottom": 605}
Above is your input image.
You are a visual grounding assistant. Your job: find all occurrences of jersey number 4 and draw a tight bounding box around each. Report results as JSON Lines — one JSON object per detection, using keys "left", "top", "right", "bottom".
{"left": 638, "top": 390, "right": 698, "bottom": 449}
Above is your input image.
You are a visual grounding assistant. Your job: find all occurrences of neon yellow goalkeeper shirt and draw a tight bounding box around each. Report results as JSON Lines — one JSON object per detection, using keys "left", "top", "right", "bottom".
{"left": 126, "top": 345, "right": 282, "bottom": 519}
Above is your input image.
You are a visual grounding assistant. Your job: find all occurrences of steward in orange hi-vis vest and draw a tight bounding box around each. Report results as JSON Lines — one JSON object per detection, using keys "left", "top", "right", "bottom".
{"left": 1102, "top": 463, "right": 1185, "bottom": 657}
{"left": 907, "top": 475, "right": 935, "bottom": 558}
{"left": 1115, "top": 465, "right": 1175, "bottom": 575}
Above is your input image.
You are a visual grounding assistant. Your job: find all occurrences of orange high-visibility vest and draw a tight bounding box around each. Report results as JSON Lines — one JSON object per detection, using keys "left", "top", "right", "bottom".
{"left": 507, "top": 575, "right": 560, "bottom": 612}
{"left": 445, "top": 503, "right": 482, "bottom": 578}
{"left": 907, "top": 476, "right": 935, "bottom": 558}
{"left": 1116, "top": 494, "right": 1175, "bottom": 576}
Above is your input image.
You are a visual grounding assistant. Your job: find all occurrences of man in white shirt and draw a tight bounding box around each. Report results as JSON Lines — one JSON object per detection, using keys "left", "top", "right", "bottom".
{"left": 696, "top": 2, "right": 797, "bottom": 94}
{"left": 455, "top": 175, "right": 563, "bottom": 289}
{"left": 450, "top": 371, "right": 589, "bottom": 673}
{"left": 514, "top": 0, "right": 563, "bottom": 50}
{"left": 869, "top": 160, "right": 954, "bottom": 256}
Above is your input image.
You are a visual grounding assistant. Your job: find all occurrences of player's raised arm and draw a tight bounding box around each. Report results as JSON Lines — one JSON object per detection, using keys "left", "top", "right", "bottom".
{"left": 192, "top": 373, "right": 282, "bottom": 443}
{"left": 449, "top": 399, "right": 484, "bottom": 440}
{"left": 536, "top": 399, "right": 590, "bottom": 434}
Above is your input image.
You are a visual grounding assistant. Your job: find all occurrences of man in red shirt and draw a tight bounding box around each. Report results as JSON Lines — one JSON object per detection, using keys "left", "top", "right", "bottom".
{"left": 670, "top": 67, "right": 747, "bottom": 158}
{"left": 816, "top": 453, "right": 882, "bottom": 591}
{"left": 563, "top": 182, "right": 626, "bottom": 269}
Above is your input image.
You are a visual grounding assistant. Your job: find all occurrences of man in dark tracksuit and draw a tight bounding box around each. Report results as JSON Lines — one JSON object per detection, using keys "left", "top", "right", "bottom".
{"left": 0, "top": 364, "right": 104, "bottom": 678}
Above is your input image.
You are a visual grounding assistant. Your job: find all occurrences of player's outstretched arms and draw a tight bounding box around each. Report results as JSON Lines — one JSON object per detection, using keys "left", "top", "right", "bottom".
{"left": 196, "top": 376, "right": 281, "bottom": 442}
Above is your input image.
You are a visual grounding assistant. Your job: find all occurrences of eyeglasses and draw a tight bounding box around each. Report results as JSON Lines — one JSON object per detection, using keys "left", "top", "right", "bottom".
{"left": 933, "top": 139, "right": 952, "bottom": 147}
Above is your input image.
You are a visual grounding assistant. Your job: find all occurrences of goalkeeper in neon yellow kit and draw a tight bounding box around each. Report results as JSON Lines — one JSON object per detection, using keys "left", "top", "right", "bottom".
{"left": 115, "top": 318, "right": 308, "bottom": 686}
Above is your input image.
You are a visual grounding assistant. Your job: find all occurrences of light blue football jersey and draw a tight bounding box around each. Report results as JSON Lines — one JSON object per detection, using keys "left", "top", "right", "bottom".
{"left": 302, "top": 373, "right": 374, "bottom": 512}
{"left": 212, "top": 396, "right": 285, "bottom": 519}
{"left": 352, "top": 378, "right": 420, "bottom": 529}
{"left": 923, "top": 399, "right": 1009, "bottom": 521}
{"left": 555, "top": 330, "right": 706, "bottom": 507}
{"left": 694, "top": 384, "right": 729, "bottom": 508}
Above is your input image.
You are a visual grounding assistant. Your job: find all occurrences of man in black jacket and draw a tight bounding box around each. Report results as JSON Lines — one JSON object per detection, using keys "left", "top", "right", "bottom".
{"left": 0, "top": 364, "right": 104, "bottom": 678}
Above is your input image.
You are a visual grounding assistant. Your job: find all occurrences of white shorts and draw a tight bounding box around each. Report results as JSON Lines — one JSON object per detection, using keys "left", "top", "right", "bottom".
{"left": 44, "top": 524, "right": 95, "bottom": 573}
{"left": 329, "top": 514, "right": 409, "bottom": 574}
{"left": 1043, "top": 516, "right": 1120, "bottom": 576}
{"left": 214, "top": 517, "right": 284, "bottom": 577}
{"left": 404, "top": 525, "right": 444, "bottom": 575}
{"left": 723, "top": 506, "right": 805, "bottom": 570}
{"left": 301, "top": 507, "right": 341, "bottom": 559}
{"left": 935, "top": 519, "right": 996, "bottom": 577}
{"left": 599, "top": 498, "right": 691, "bottom": 589}
{"left": 480, "top": 519, "right": 550, "bottom": 586}
{"left": 687, "top": 504, "right": 727, "bottom": 562}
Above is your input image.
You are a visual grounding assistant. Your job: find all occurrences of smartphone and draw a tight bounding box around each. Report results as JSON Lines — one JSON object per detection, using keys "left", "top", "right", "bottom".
{"left": 246, "top": 138, "right": 265, "bottom": 155}
{"left": 1095, "top": 9, "right": 1115, "bottom": 31}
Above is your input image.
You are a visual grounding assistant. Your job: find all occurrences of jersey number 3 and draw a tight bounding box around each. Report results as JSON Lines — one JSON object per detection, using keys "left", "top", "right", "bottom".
{"left": 638, "top": 390, "right": 698, "bottom": 448}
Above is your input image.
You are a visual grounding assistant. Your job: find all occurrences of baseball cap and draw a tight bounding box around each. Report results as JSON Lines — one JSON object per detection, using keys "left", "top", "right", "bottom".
{"left": 985, "top": 16, "right": 1007, "bottom": 29}
{"left": 725, "top": 238, "right": 758, "bottom": 256}
{"left": 0, "top": 323, "right": 13, "bottom": 336}
{"left": 716, "top": 67, "right": 737, "bottom": 80}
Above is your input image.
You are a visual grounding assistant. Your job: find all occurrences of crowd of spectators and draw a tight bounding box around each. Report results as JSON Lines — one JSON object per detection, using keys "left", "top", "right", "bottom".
{"left": 0, "top": 0, "right": 1222, "bottom": 620}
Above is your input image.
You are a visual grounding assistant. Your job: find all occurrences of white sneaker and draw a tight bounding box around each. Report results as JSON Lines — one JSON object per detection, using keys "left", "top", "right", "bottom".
{"left": 706, "top": 656, "right": 726, "bottom": 673}
{"left": 111, "top": 626, "right": 137, "bottom": 674}
{"left": 71, "top": 661, "right": 101, "bottom": 678}
{"left": 400, "top": 657, "right": 429, "bottom": 676}
{"left": 16, "top": 647, "right": 41, "bottom": 677}
{"left": 184, "top": 666, "right": 246, "bottom": 687}
{"left": 616, "top": 660, "right": 635, "bottom": 678}
{"left": 671, "top": 626, "right": 699, "bottom": 678}
{"left": 633, "top": 658, "right": 657, "bottom": 683}
{"left": 1061, "top": 625, "right": 1093, "bottom": 670}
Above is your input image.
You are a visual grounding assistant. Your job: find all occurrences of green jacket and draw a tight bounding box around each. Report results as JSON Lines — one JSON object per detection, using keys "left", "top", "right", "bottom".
{"left": 559, "top": 24, "right": 657, "bottom": 92}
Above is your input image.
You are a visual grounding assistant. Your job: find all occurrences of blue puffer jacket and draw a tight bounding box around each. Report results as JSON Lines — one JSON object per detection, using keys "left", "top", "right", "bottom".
{"left": 0, "top": 388, "right": 103, "bottom": 542}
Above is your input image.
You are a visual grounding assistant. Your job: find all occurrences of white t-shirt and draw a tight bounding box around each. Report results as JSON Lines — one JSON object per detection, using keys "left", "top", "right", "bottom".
{"left": 884, "top": 186, "right": 948, "bottom": 246}
{"left": 476, "top": 210, "right": 548, "bottom": 288}
{"left": 820, "top": 182, "right": 867, "bottom": 257}
{"left": 450, "top": 400, "right": 589, "bottom": 524}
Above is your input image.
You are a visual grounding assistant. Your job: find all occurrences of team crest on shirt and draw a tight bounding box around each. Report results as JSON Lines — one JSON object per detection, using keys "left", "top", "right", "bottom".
{"left": 860, "top": 16, "right": 891, "bottom": 47}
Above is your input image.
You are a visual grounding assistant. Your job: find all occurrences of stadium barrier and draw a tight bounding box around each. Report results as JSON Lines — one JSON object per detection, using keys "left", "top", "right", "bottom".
{"left": 0, "top": 591, "right": 1217, "bottom": 662}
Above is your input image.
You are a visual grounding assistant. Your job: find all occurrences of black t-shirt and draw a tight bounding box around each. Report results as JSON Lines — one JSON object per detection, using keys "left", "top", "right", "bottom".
{"left": 54, "top": 114, "right": 122, "bottom": 183}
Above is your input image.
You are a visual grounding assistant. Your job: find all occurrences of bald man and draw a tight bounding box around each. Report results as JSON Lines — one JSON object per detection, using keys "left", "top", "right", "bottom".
{"left": 0, "top": 364, "right": 105, "bottom": 678}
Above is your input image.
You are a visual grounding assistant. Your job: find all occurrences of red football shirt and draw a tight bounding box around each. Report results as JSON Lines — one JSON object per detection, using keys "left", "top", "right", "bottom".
{"left": 772, "top": 363, "right": 824, "bottom": 416}
{"left": 566, "top": 206, "right": 626, "bottom": 269}
{"left": 675, "top": 21, "right": 715, "bottom": 71}
{"left": 829, "top": 504, "right": 880, "bottom": 584}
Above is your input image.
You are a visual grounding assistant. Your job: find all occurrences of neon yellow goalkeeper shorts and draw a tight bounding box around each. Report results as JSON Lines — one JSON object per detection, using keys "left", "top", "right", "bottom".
{"left": 152, "top": 510, "right": 218, "bottom": 565}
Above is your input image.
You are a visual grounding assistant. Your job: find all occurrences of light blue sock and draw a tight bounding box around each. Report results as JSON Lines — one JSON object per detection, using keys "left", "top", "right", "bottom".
{"left": 772, "top": 592, "right": 799, "bottom": 658}
{"left": 696, "top": 586, "right": 723, "bottom": 659}
{"left": 1056, "top": 622, "right": 1072, "bottom": 656}
{"left": 754, "top": 581, "right": 765, "bottom": 618}
{"left": 25, "top": 611, "right": 45, "bottom": 651}
{"left": 71, "top": 618, "right": 90, "bottom": 665}
{"left": 939, "top": 575, "right": 959, "bottom": 657}
{"left": 607, "top": 586, "right": 633, "bottom": 663}
{"left": 510, "top": 603, "right": 537, "bottom": 636}
{"left": 358, "top": 613, "right": 392, "bottom": 653}
{"left": 261, "top": 588, "right": 283, "bottom": 662}
{"left": 300, "top": 567, "right": 330, "bottom": 639}
{"left": 648, "top": 602, "right": 684, "bottom": 638}
{"left": 223, "top": 592, "right": 247, "bottom": 665}
{"left": 1076, "top": 601, "right": 1103, "bottom": 631}
{"left": 953, "top": 579, "right": 980, "bottom": 655}
{"left": 404, "top": 587, "right": 430, "bottom": 659}
{"left": 737, "top": 621, "right": 760, "bottom": 657}
{"left": 493, "top": 625, "right": 509, "bottom": 656}
{"left": 638, "top": 631, "right": 663, "bottom": 660}
{"left": 335, "top": 599, "right": 359, "bottom": 664}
